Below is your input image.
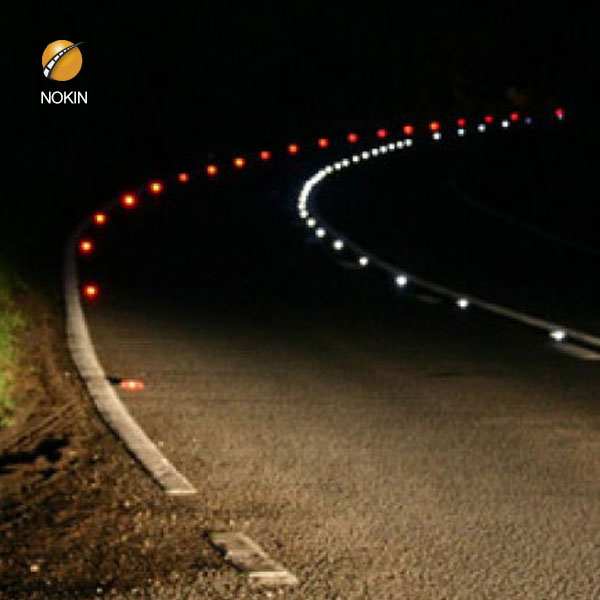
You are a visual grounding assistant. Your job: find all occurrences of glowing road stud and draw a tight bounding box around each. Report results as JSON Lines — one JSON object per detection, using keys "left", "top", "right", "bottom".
{"left": 405, "top": 139, "right": 413, "bottom": 147}
{"left": 93, "top": 212, "right": 107, "bottom": 226}
{"left": 555, "top": 108, "right": 565, "bottom": 120}
{"left": 403, "top": 124, "right": 414, "bottom": 136}
{"left": 396, "top": 141, "right": 404, "bottom": 149}
{"left": 120, "top": 379, "right": 145, "bottom": 392}
{"left": 478, "top": 124, "right": 486, "bottom": 133}
{"left": 361, "top": 151, "right": 370, "bottom": 159}
{"left": 260, "top": 150, "right": 271, "bottom": 161}
{"left": 433, "top": 132, "right": 442, "bottom": 141}
{"left": 233, "top": 157, "right": 246, "bottom": 169}
{"left": 318, "top": 138, "right": 330, "bottom": 149}
{"left": 149, "top": 181, "right": 164, "bottom": 195}
{"left": 376, "top": 128, "right": 388, "bottom": 139}
{"left": 177, "top": 172, "right": 190, "bottom": 183}
{"left": 347, "top": 132, "right": 359, "bottom": 144}
{"left": 429, "top": 121, "right": 441, "bottom": 133}
{"left": 121, "top": 193, "right": 137, "bottom": 209}
{"left": 358, "top": 256, "right": 369, "bottom": 267}
{"left": 206, "top": 164, "right": 218, "bottom": 177}
{"left": 457, "top": 298, "right": 470, "bottom": 310}
{"left": 83, "top": 283, "right": 99, "bottom": 301}
{"left": 395, "top": 274, "right": 408, "bottom": 288}
{"left": 316, "top": 227, "right": 326, "bottom": 238}
{"left": 458, "top": 128, "right": 465, "bottom": 136}
{"left": 525, "top": 116, "right": 533, "bottom": 125}
{"left": 510, "top": 112, "right": 520, "bottom": 122}
{"left": 79, "top": 239, "right": 94, "bottom": 254}
{"left": 550, "top": 329, "right": 567, "bottom": 342}
{"left": 501, "top": 120, "right": 510, "bottom": 128}
{"left": 306, "top": 218, "right": 316, "bottom": 228}
{"left": 333, "top": 239, "right": 344, "bottom": 251}
{"left": 457, "top": 118, "right": 466, "bottom": 127}
{"left": 484, "top": 115, "right": 494, "bottom": 124}
{"left": 288, "top": 143, "right": 299, "bottom": 155}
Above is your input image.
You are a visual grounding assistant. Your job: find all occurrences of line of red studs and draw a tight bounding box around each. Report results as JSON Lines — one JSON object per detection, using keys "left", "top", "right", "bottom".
{"left": 80, "top": 108, "right": 565, "bottom": 302}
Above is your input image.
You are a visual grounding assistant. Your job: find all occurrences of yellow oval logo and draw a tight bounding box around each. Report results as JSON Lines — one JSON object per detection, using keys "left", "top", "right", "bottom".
{"left": 42, "top": 40, "right": 83, "bottom": 81}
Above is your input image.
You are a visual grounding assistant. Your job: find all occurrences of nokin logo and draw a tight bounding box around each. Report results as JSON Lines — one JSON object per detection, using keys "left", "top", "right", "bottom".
{"left": 42, "top": 40, "right": 83, "bottom": 81}
{"left": 41, "top": 40, "right": 88, "bottom": 104}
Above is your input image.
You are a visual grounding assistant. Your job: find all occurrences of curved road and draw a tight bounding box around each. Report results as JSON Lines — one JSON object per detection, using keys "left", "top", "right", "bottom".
{"left": 83, "top": 138, "right": 600, "bottom": 599}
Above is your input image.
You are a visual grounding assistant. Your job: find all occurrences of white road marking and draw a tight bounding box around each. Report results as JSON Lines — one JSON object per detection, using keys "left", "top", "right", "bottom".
{"left": 210, "top": 531, "right": 299, "bottom": 586}
{"left": 553, "top": 342, "right": 600, "bottom": 361}
{"left": 299, "top": 148, "right": 600, "bottom": 354}
{"left": 64, "top": 215, "right": 196, "bottom": 495}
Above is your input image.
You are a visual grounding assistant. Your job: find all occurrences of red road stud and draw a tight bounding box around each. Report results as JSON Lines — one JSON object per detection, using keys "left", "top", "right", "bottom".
{"left": 555, "top": 107, "right": 565, "bottom": 120}
{"left": 484, "top": 114, "right": 495, "bottom": 124}
{"left": 233, "top": 157, "right": 246, "bottom": 169}
{"left": 149, "top": 181, "right": 164, "bottom": 195}
{"left": 120, "top": 378, "right": 145, "bottom": 392}
{"left": 260, "top": 150, "right": 271, "bottom": 161}
{"left": 457, "top": 118, "right": 466, "bottom": 127}
{"left": 429, "top": 121, "right": 441, "bottom": 132}
{"left": 79, "top": 239, "right": 94, "bottom": 254}
{"left": 510, "top": 112, "right": 520, "bottom": 122}
{"left": 376, "top": 128, "right": 388, "bottom": 139}
{"left": 403, "top": 124, "right": 414, "bottom": 136}
{"left": 121, "top": 193, "right": 137, "bottom": 209}
{"left": 177, "top": 172, "right": 190, "bottom": 183}
{"left": 347, "top": 132, "right": 359, "bottom": 143}
{"left": 318, "top": 138, "right": 329, "bottom": 149}
{"left": 206, "top": 164, "right": 218, "bottom": 177}
{"left": 93, "top": 212, "right": 107, "bottom": 226}
{"left": 82, "top": 283, "right": 99, "bottom": 300}
{"left": 287, "top": 143, "right": 299, "bottom": 155}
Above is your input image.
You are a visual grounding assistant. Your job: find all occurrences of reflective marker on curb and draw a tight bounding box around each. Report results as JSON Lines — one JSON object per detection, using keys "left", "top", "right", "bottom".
{"left": 177, "top": 172, "right": 190, "bottom": 183}
{"left": 121, "top": 193, "right": 137, "bottom": 209}
{"left": 83, "top": 283, "right": 99, "bottom": 300}
{"left": 120, "top": 378, "right": 146, "bottom": 392}
{"left": 93, "top": 212, "right": 107, "bottom": 226}
{"left": 149, "top": 181, "right": 164, "bottom": 195}
{"left": 79, "top": 239, "right": 94, "bottom": 254}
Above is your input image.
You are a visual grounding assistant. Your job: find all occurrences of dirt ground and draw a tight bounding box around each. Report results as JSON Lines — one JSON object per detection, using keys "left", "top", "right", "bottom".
{"left": 0, "top": 292, "right": 223, "bottom": 599}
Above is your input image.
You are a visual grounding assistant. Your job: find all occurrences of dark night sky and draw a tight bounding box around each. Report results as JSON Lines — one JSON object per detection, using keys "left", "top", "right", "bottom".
{"left": 7, "top": 3, "right": 598, "bottom": 262}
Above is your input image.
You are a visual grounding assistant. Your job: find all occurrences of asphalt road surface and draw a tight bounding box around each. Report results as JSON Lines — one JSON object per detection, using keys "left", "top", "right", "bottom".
{"left": 84, "top": 130, "right": 600, "bottom": 599}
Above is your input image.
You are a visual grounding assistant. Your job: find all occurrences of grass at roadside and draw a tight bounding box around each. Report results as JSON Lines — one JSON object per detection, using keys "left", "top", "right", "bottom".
{"left": 0, "top": 256, "right": 23, "bottom": 428}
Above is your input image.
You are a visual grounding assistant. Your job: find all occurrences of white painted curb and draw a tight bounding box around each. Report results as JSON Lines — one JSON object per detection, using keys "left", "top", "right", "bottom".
{"left": 64, "top": 221, "right": 196, "bottom": 495}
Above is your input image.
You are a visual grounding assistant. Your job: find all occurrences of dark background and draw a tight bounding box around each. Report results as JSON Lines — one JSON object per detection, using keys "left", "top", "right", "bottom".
{"left": 6, "top": 3, "right": 599, "bottom": 279}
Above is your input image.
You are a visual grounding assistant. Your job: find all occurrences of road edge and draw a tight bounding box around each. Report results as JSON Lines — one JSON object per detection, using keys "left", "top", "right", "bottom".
{"left": 63, "top": 227, "right": 196, "bottom": 495}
